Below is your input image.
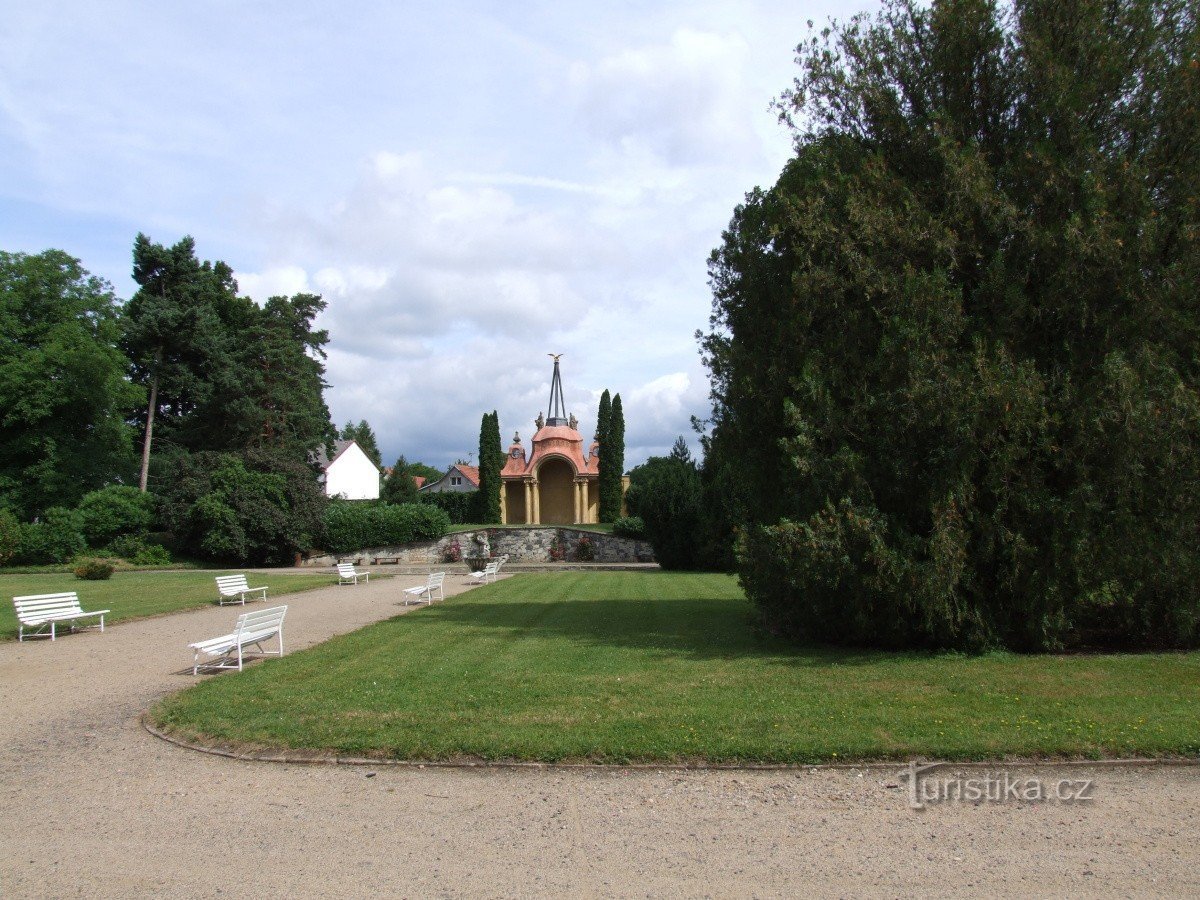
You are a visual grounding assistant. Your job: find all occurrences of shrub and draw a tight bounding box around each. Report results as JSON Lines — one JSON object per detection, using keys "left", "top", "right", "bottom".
{"left": 418, "top": 491, "right": 474, "bottom": 524}
{"left": 156, "top": 449, "right": 327, "bottom": 565}
{"left": 0, "top": 509, "right": 19, "bottom": 566}
{"left": 612, "top": 516, "right": 646, "bottom": 540}
{"left": 574, "top": 535, "right": 595, "bottom": 562}
{"left": 132, "top": 543, "right": 172, "bottom": 566}
{"left": 548, "top": 535, "right": 567, "bottom": 561}
{"left": 73, "top": 557, "right": 114, "bottom": 580}
{"left": 443, "top": 538, "right": 463, "bottom": 563}
{"left": 624, "top": 457, "right": 703, "bottom": 570}
{"left": 18, "top": 507, "right": 86, "bottom": 564}
{"left": 322, "top": 502, "right": 451, "bottom": 554}
{"left": 76, "top": 485, "right": 155, "bottom": 548}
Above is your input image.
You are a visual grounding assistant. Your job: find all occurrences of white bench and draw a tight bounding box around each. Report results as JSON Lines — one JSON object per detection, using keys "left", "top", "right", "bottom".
{"left": 215, "top": 574, "right": 268, "bottom": 606}
{"left": 469, "top": 560, "right": 501, "bottom": 584}
{"left": 403, "top": 572, "right": 445, "bottom": 605}
{"left": 337, "top": 562, "right": 369, "bottom": 584}
{"left": 13, "top": 592, "right": 111, "bottom": 642}
{"left": 189, "top": 605, "right": 288, "bottom": 674}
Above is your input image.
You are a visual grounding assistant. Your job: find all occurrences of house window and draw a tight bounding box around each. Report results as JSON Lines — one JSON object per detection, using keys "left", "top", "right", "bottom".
{"left": 451, "top": 477, "right": 462, "bottom": 486}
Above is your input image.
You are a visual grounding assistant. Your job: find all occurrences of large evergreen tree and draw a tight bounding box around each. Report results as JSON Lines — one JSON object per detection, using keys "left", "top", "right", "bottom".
{"left": 704, "top": 0, "right": 1200, "bottom": 650}
{"left": 0, "top": 250, "right": 142, "bottom": 516}
{"left": 472, "top": 411, "right": 503, "bottom": 523}
{"left": 595, "top": 390, "right": 613, "bottom": 521}
{"left": 123, "top": 234, "right": 241, "bottom": 488}
{"left": 606, "top": 394, "right": 626, "bottom": 518}
{"left": 381, "top": 455, "right": 419, "bottom": 504}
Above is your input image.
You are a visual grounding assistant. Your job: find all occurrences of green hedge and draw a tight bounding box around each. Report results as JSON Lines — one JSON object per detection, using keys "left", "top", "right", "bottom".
{"left": 323, "top": 502, "right": 450, "bottom": 554}
{"left": 417, "top": 491, "right": 474, "bottom": 525}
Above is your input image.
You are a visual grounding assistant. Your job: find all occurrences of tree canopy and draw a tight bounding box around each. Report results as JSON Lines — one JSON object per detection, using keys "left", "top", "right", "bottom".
{"left": 0, "top": 250, "right": 141, "bottom": 517}
{"left": 703, "top": 0, "right": 1200, "bottom": 650}
{"left": 341, "top": 420, "right": 382, "bottom": 469}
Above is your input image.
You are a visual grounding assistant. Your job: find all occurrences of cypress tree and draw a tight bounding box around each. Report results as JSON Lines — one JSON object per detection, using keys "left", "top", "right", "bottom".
{"left": 473, "top": 410, "right": 503, "bottom": 523}
{"left": 595, "top": 391, "right": 612, "bottom": 520}
{"left": 606, "top": 394, "right": 626, "bottom": 520}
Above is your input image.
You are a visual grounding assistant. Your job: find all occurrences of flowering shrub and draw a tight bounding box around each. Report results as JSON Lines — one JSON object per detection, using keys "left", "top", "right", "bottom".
{"left": 575, "top": 536, "right": 595, "bottom": 562}
{"left": 73, "top": 557, "right": 114, "bottom": 580}
{"left": 548, "top": 535, "right": 567, "bottom": 561}
{"left": 443, "top": 538, "right": 463, "bottom": 562}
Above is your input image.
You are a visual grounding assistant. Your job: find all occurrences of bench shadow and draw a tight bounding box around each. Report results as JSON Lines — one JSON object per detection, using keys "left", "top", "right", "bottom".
{"left": 418, "top": 596, "right": 911, "bottom": 667}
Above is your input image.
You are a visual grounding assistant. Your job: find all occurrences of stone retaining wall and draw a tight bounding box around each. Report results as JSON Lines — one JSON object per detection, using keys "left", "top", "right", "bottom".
{"left": 302, "top": 526, "right": 656, "bottom": 568}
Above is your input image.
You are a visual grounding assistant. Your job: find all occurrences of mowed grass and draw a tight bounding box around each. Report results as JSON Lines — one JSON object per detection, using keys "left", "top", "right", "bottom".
{"left": 0, "top": 571, "right": 339, "bottom": 639}
{"left": 151, "top": 572, "right": 1200, "bottom": 763}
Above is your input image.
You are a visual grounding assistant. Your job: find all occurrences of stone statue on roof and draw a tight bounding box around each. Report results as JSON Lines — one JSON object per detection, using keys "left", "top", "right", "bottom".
{"left": 535, "top": 413, "right": 545, "bottom": 430}
{"left": 568, "top": 413, "right": 578, "bottom": 430}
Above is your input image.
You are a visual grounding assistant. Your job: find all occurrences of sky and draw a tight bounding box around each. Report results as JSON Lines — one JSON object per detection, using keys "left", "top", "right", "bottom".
{"left": 0, "top": 0, "right": 860, "bottom": 471}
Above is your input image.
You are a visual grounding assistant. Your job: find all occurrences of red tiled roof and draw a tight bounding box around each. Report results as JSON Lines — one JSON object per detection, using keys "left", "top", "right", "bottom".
{"left": 413, "top": 475, "right": 426, "bottom": 488}
{"left": 455, "top": 465, "right": 480, "bottom": 486}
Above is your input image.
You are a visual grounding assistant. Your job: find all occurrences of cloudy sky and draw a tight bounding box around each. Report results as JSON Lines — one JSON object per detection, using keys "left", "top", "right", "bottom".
{"left": 1, "top": 0, "right": 858, "bottom": 470}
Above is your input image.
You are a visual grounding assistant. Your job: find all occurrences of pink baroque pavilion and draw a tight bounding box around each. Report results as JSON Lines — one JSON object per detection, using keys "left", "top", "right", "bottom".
{"left": 499, "top": 356, "right": 605, "bottom": 525}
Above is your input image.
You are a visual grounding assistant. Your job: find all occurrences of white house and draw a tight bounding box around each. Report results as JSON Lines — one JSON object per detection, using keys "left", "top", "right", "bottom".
{"left": 314, "top": 440, "right": 380, "bottom": 500}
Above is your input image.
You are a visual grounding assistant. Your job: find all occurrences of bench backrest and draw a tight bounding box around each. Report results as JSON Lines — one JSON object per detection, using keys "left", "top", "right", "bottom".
{"left": 483, "top": 561, "right": 500, "bottom": 575}
{"left": 428, "top": 572, "right": 446, "bottom": 588}
{"left": 337, "top": 563, "right": 358, "bottom": 576}
{"left": 216, "top": 575, "right": 251, "bottom": 596}
{"left": 13, "top": 592, "right": 83, "bottom": 622}
{"left": 234, "top": 605, "right": 288, "bottom": 636}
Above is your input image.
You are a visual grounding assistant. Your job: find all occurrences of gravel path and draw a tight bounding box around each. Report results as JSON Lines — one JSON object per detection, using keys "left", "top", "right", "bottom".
{"left": 1, "top": 573, "right": 1197, "bottom": 898}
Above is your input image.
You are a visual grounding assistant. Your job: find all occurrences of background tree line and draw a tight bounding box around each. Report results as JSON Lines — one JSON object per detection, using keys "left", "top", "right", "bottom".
{"left": 0, "top": 235, "right": 339, "bottom": 565}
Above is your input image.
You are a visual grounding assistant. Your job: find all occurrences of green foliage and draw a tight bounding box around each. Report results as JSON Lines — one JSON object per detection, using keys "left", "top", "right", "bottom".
{"left": 104, "top": 534, "right": 171, "bottom": 565}
{"left": 341, "top": 420, "right": 383, "bottom": 468}
{"left": 625, "top": 456, "right": 703, "bottom": 570}
{"left": 0, "top": 250, "right": 141, "bottom": 517}
{"left": 156, "top": 449, "right": 327, "bottom": 565}
{"left": 595, "top": 390, "right": 613, "bottom": 521}
{"left": 76, "top": 485, "right": 155, "bottom": 547}
{"left": 704, "top": 0, "right": 1200, "bottom": 650}
{"left": 612, "top": 516, "right": 646, "bottom": 540}
{"left": 73, "top": 558, "right": 115, "bottom": 580}
{"left": 18, "top": 507, "right": 86, "bottom": 564}
{"left": 471, "top": 411, "right": 503, "bottom": 523}
{"left": 406, "top": 461, "right": 444, "bottom": 484}
{"left": 322, "top": 501, "right": 450, "bottom": 554}
{"left": 0, "top": 509, "right": 19, "bottom": 566}
{"left": 124, "top": 235, "right": 334, "bottom": 479}
{"left": 380, "top": 455, "right": 419, "bottom": 504}
{"left": 419, "top": 491, "right": 474, "bottom": 524}
{"left": 597, "top": 392, "right": 626, "bottom": 522}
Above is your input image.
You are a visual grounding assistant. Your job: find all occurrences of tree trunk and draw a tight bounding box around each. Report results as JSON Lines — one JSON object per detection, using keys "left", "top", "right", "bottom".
{"left": 138, "top": 353, "right": 161, "bottom": 492}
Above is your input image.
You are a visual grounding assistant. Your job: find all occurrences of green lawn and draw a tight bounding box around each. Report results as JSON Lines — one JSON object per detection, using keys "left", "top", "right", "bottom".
{"left": 150, "top": 572, "right": 1200, "bottom": 763}
{"left": 1, "top": 571, "right": 338, "bottom": 639}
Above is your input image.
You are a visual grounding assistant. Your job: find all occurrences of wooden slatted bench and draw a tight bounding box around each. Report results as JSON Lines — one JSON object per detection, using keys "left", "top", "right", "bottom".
{"left": 13, "top": 592, "right": 110, "bottom": 642}
{"left": 215, "top": 574, "right": 268, "bottom": 606}
{"left": 372, "top": 556, "right": 401, "bottom": 565}
{"left": 189, "top": 605, "right": 288, "bottom": 674}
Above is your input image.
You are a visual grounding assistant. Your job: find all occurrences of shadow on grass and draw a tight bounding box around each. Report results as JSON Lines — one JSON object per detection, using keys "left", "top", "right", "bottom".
{"left": 416, "top": 594, "right": 919, "bottom": 668}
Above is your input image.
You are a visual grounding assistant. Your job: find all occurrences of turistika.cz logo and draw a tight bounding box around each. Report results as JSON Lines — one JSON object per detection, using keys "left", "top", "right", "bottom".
{"left": 902, "top": 762, "right": 1096, "bottom": 810}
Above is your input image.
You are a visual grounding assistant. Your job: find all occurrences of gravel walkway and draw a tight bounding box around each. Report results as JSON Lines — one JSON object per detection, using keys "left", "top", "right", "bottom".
{"left": 1, "top": 573, "right": 1197, "bottom": 898}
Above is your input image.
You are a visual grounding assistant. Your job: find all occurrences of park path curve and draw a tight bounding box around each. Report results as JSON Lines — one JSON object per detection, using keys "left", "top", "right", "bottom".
{"left": 1, "top": 571, "right": 1198, "bottom": 898}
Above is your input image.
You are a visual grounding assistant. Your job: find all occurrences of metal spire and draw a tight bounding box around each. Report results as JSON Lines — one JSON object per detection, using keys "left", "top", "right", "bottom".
{"left": 546, "top": 353, "right": 569, "bottom": 426}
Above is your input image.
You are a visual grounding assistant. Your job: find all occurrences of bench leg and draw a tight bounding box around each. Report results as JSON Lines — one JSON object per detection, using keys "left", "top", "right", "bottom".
{"left": 50, "top": 622, "right": 55, "bottom": 641}
{"left": 193, "top": 648, "right": 200, "bottom": 676}
{"left": 99, "top": 613, "right": 104, "bottom": 633}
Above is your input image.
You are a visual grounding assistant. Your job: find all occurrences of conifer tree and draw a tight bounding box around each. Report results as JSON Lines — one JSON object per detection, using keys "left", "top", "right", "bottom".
{"left": 473, "top": 411, "right": 503, "bottom": 523}
{"left": 604, "top": 394, "right": 626, "bottom": 520}
{"left": 595, "top": 390, "right": 613, "bottom": 520}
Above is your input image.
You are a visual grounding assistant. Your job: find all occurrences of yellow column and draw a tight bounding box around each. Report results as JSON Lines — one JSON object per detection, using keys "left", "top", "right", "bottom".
{"left": 524, "top": 481, "right": 533, "bottom": 525}
{"left": 499, "top": 481, "right": 507, "bottom": 524}
{"left": 532, "top": 480, "right": 541, "bottom": 524}
{"left": 573, "top": 480, "right": 581, "bottom": 524}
